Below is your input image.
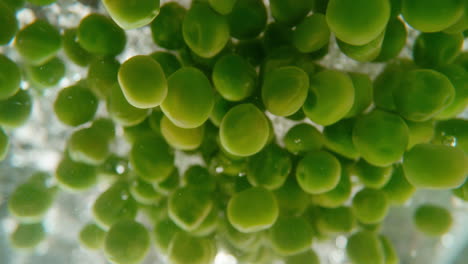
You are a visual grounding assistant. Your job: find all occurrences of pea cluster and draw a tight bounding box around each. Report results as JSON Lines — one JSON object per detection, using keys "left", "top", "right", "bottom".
{"left": 2, "top": 0, "right": 468, "bottom": 264}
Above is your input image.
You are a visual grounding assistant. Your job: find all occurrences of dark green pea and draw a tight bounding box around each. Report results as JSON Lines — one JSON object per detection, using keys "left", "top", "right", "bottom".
{"left": 326, "top": 0, "right": 390, "bottom": 45}
{"left": 26, "top": 57, "right": 65, "bottom": 89}
{"left": 293, "top": 14, "right": 330, "bottom": 53}
{"left": 149, "top": 51, "right": 182, "bottom": 77}
{"left": 286, "top": 108, "right": 306, "bottom": 121}
{"left": 55, "top": 157, "right": 97, "bottom": 192}
{"left": 353, "top": 159, "right": 393, "bottom": 189}
{"left": 228, "top": 0, "right": 267, "bottom": 40}
{"left": 151, "top": 2, "right": 186, "bottom": 50}
{"left": 346, "top": 73, "right": 373, "bottom": 118}
{"left": 209, "top": 94, "right": 233, "bottom": 127}
{"left": 284, "top": 123, "right": 323, "bottom": 155}
{"left": 104, "top": 220, "right": 150, "bottom": 264}
{"left": 435, "top": 64, "right": 468, "bottom": 119}
{"left": 209, "top": 0, "right": 237, "bottom": 15}
{"left": 444, "top": 3, "right": 468, "bottom": 34}
{"left": 352, "top": 188, "right": 389, "bottom": 224}
{"left": 0, "top": 127, "right": 9, "bottom": 160}
{"left": 28, "top": 0, "right": 55, "bottom": 5}
{"left": 403, "top": 143, "right": 467, "bottom": 189}
{"left": 433, "top": 118, "right": 468, "bottom": 153}
{"left": 78, "top": 14, "right": 126, "bottom": 56}
{"left": 123, "top": 118, "right": 156, "bottom": 144}
{"left": 402, "top": 0, "right": 464, "bottom": 32}
{"left": 0, "top": 89, "right": 32, "bottom": 128}
{"left": 382, "top": 164, "right": 415, "bottom": 205}
{"left": 337, "top": 31, "right": 385, "bottom": 62}
{"left": 0, "top": 2, "right": 17, "bottom": 45}
{"left": 270, "top": 0, "right": 313, "bottom": 26}
{"left": 15, "top": 20, "right": 62, "bottom": 65}
{"left": 153, "top": 216, "right": 181, "bottom": 254}
{"left": 87, "top": 57, "right": 120, "bottom": 99}
{"left": 346, "top": 231, "right": 385, "bottom": 264}
{"left": 168, "top": 186, "right": 213, "bottom": 231}
{"left": 414, "top": 204, "right": 453, "bottom": 236}
{"left": 406, "top": 120, "right": 435, "bottom": 150}
{"left": 296, "top": 151, "right": 341, "bottom": 194}
{"left": 234, "top": 39, "right": 265, "bottom": 67}
{"left": 0, "top": 54, "right": 21, "bottom": 100}
{"left": 285, "top": 250, "right": 320, "bottom": 264}
{"left": 168, "top": 232, "right": 216, "bottom": 264}
{"left": 79, "top": 223, "right": 106, "bottom": 250}
{"left": 317, "top": 206, "right": 356, "bottom": 233}
{"left": 413, "top": 32, "right": 464, "bottom": 67}
{"left": 380, "top": 235, "right": 399, "bottom": 264}
{"left": 92, "top": 181, "right": 138, "bottom": 229}
{"left": 323, "top": 118, "right": 359, "bottom": 159}
{"left": 129, "top": 179, "right": 161, "bottom": 205}
{"left": 54, "top": 83, "right": 98, "bottom": 126}
{"left": 106, "top": 83, "right": 149, "bottom": 126}
{"left": 10, "top": 223, "right": 45, "bottom": 249}
{"left": 262, "top": 23, "right": 293, "bottom": 53}
{"left": 352, "top": 110, "right": 409, "bottom": 166}
{"left": 312, "top": 168, "right": 352, "bottom": 208}
{"left": 374, "top": 18, "right": 407, "bottom": 62}
{"left": 153, "top": 168, "right": 180, "bottom": 195}
{"left": 183, "top": 3, "right": 229, "bottom": 58}
{"left": 311, "top": 0, "right": 329, "bottom": 14}
{"left": 102, "top": 0, "right": 160, "bottom": 29}
{"left": 191, "top": 206, "right": 218, "bottom": 236}
{"left": 274, "top": 176, "right": 309, "bottom": 217}
{"left": 63, "top": 28, "right": 93, "bottom": 67}
{"left": 183, "top": 165, "right": 216, "bottom": 193}
{"left": 247, "top": 144, "right": 292, "bottom": 190}
{"left": 268, "top": 216, "right": 314, "bottom": 256}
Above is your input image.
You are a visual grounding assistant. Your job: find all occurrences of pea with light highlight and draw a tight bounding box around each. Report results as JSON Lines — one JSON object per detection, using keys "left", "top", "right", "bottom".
{"left": 284, "top": 123, "right": 323, "bottom": 155}
{"left": 54, "top": 83, "right": 98, "bottom": 127}
{"left": 79, "top": 223, "right": 106, "bottom": 250}
{"left": 25, "top": 57, "right": 66, "bottom": 89}
{"left": 0, "top": 54, "right": 21, "bottom": 100}
{"left": 414, "top": 204, "right": 453, "bottom": 236}
{"left": 352, "top": 188, "right": 389, "bottom": 224}
{"left": 353, "top": 159, "right": 393, "bottom": 189}
{"left": 168, "top": 232, "right": 216, "bottom": 264}
{"left": 78, "top": 14, "right": 126, "bottom": 56}
{"left": 296, "top": 151, "right": 341, "bottom": 194}
{"left": 102, "top": 0, "right": 160, "bottom": 29}
{"left": 55, "top": 157, "right": 97, "bottom": 192}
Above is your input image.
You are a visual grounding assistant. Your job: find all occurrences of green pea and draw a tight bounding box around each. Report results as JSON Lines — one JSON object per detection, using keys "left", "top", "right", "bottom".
{"left": 352, "top": 188, "right": 388, "bottom": 224}
{"left": 380, "top": 235, "right": 399, "bottom": 264}
{"left": 118, "top": 55, "right": 167, "bottom": 109}
{"left": 15, "top": 20, "right": 62, "bottom": 65}
{"left": 104, "top": 220, "right": 150, "bottom": 264}
{"left": 28, "top": 0, "right": 55, "bottom": 5}
{"left": 317, "top": 206, "right": 356, "bottom": 234}
{"left": 382, "top": 164, "right": 415, "bottom": 205}
{"left": 413, "top": 32, "right": 464, "bottom": 68}
{"left": 140, "top": 199, "right": 168, "bottom": 223}
{"left": 151, "top": 2, "right": 186, "bottom": 50}
{"left": 273, "top": 176, "right": 309, "bottom": 217}
{"left": 435, "top": 64, "right": 468, "bottom": 119}
{"left": 296, "top": 151, "right": 341, "bottom": 194}
{"left": 8, "top": 179, "right": 55, "bottom": 222}
{"left": 149, "top": 51, "right": 182, "bottom": 77}
{"left": 183, "top": 3, "right": 229, "bottom": 58}
{"left": 227, "top": 187, "right": 278, "bottom": 233}
{"left": 284, "top": 124, "right": 323, "bottom": 155}
{"left": 228, "top": 0, "right": 267, "bottom": 40}
{"left": 183, "top": 165, "right": 216, "bottom": 192}
{"left": 246, "top": 144, "right": 292, "bottom": 190}
{"left": 153, "top": 216, "right": 181, "bottom": 254}
{"left": 209, "top": 0, "right": 237, "bottom": 15}
{"left": 337, "top": 31, "right": 385, "bottom": 62}
{"left": 353, "top": 159, "right": 393, "bottom": 189}
{"left": 220, "top": 103, "right": 269, "bottom": 157}
{"left": 312, "top": 168, "right": 352, "bottom": 208}
{"left": 303, "top": 70, "right": 355, "bottom": 126}
{"left": 191, "top": 206, "right": 218, "bottom": 236}
{"left": 286, "top": 108, "right": 306, "bottom": 121}
{"left": 346, "top": 231, "right": 385, "bottom": 264}
{"left": 262, "top": 66, "right": 309, "bottom": 117}
{"left": 0, "top": 54, "right": 20, "bottom": 100}
{"left": 406, "top": 120, "right": 435, "bottom": 150}
{"left": 402, "top": 0, "right": 464, "bottom": 32}
{"left": 102, "top": 0, "right": 159, "bottom": 29}
{"left": 129, "top": 179, "right": 161, "bottom": 205}
{"left": 54, "top": 83, "right": 98, "bottom": 126}
{"left": 107, "top": 83, "right": 149, "bottom": 126}
{"left": 92, "top": 181, "right": 138, "bottom": 229}
{"left": 148, "top": 108, "right": 164, "bottom": 134}
{"left": 153, "top": 168, "right": 180, "bottom": 195}
{"left": 374, "top": 18, "right": 407, "bottom": 62}
{"left": 434, "top": 118, "right": 468, "bottom": 153}
{"left": 268, "top": 216, "right": 314, "bottom": 256}
{"left": 326, "top": 0, "right": 390, "bottom": 46}
{"left": 219, "top": 218, "right": 262, "bottom": 251}
{"left": 87, "top": 57, "right": 120, "bottom": 99}
{"left": 55, "top": 157, "right": 97, "bottom": 192}
{"left": 26, "top": 57, "right": 65, "bottom": 89}
{"left": 292, "top": 14, "right": 329, "bottom": 54}
{"left": 414, "top": 204, "right": 453, "bottom": 236}
{"left": 161, "top": 67, "right": 214, "bottom": 128}
{"left": 122, "top": 118, "right": 155, "bottom": 144}
{"left": 168, "top": 232, "right": 216, "bottom": 264}
{"left": 444, "top": 2, "right": 468, "bottom": 34}
{"left": 160, "top": 115, "right": 204, "bottom": 151}
{"left": 403, "top": 143, "right": 467, "bottom": 189}
{"left": 322, "top": 118, "right": 359, "bottom": 159}
{"left": 285, "top": 249, "right": 320, "bottom": 264}
{"left": 130, "top": 136, "right": 174, "bottom": 183}
{"left": 346, "top": 73, "right": 373, "bottom": 118}
{"left": 96, "top": 155, "right": 130, "bottom": 181}
{"left": 212, "top": 54, "right": 256, "bottom": 102}
{"left": 352, "top": 110, "right": 409, "bottom": 166}
{"left": 262, "top": 22, "right": 293, "bottom": 53}
{"left": 10, "top": 223, "right": 45, "bottom": 249}
{"left": 78, "top": 14, "right": 126, "bottom": 56}
{"left": 0, "top": 127, "right": 9, "bottom": 160}
{"left": 209, "top": 151, "right": 248, "bottom": 177}
{"left": 168, "top": 186, "right": 213, "bottom": 231}
{"left": 270, "top": 0, "right": 313, "bottom": 26}
{"left": 79, "top": 223, "right": 106, "bottom": 250}
{"left": 63, "top": 28, "right": 93, "bottom": 67}
{"left": 234, "top": 39, "right": 265, "bottom": 67}
{"left": 209, "top": 94, "right": 233, "bottom": 127}
{"left": 0, "top": 89, "right": 32, "bottom": 128}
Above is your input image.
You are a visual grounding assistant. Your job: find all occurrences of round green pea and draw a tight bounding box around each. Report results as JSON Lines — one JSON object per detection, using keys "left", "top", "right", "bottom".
{"left": 352, "top": 110, "right": 409, "bottom": 166}
{"left": 106, "top": 83, "right": 149, "bottom": 126}
{"left": 118, "top": 55, "right": 167, "bottom": 109}
{"left": 413, "top": 32, "right": 464, "bottom": 68}
{"left": 262, "top": 66, "right": 309, "bottom": 117}
{"left": 151, "top": 2, "right": 186, "bottom": 50}
{"left": 104, "top": 220, "right": 150, "bottom": 264}
{"left": 79, "top": 223, "right": 106, "bottom": 250}
{"left": 337, "top": 31, "right": 385, "bottom": 62}
{"left": 212, "top": 54, "right": 256, "bottom": 102}
{"left": 435, "top": 65, "right": 468, "bottom": 119}
{"left": 63, "top": 28, "right": 93, "bottom": 67}
{"left": 0, "top": 89, "right": 32, "bottom": 128}
{"left": 10, "top": 223, "right": 45, "bottom": 249}
{"left": 0, "top": 2, "right": 17, "bottom": 45}
{"left": 183, "top": 3, "right": 229, "bottom": 58}
{"left": 317, "top": 206, "right": 356, "bottom": 233}
{"left": 161, "top": 67, "right": 214, "bottom": 129}
{"left": 78, "top": 14, "right": 126, "bottom": 56}
{"left": 284, "top": 123, "right": 323, "bottom": 155}
{"left": 303, "top": 70, "right": 355, "bottom": 126}
{"left": 382, "top": 164, "right": 415, "bottom": 205}
{"left": 227, "top": 187, "right": 279, "bottom": 233}
{"left": 270, "top": 0, "right": 313, "bottom": 26}
{"left": 55, "top": 157, "right": 97, "bottom": 192}
{"left": 346, "top": 73, "right": 373, "bottom": 118}
{"left": 285, "top": 250, "right": 320, "bottom": 264}
{"left": 0, "top": 127, "right": 9, "bottom": 160}
{"left": 268, "top": 216, "right": 314, "bottom": 256}
{"left": 326, "top": 0, "right": 390, "bottom": 45}
{"left": 346, "top": 231, "right": 385, "bottom": 264}
{"left": 161, "top": 115, "right": 204, "bottom": 151}
{"left": 168, "top": 232, "right": 216, "bottom": 264}
{"left": 380, "top": 235, "right": 399, "bottom": 264}
{"left": 129, "top": 179, "right": 161, "bottom": 205}
{"left": 414, "top": 204, "right": 453, "bottom": 236}
{"left": 220, "top": 103, "right": 269, "bottom": 157}
{"left": 293, "top": 14, "right": 330, "bottom": 54}
{"left": 26, "top": 57, "right": 65, "bottom": 89}
{"left": 406, "top": 120, "right": 435, "bottom": 150}
{"left": 403, "top": 143, "right": 467, "bottom": 189}
{"left": 323, "top": 118, "right": 359, "bottom": 160}
{"left": 402, "top": 0, "right": 464, "bottom": 32}
{"left": 102, "top": 0, "right": 160, "bottom": 29}
{"left": 15, "top": 20, "right": 62, "bottom": 65}
{"left": 433, "top": 118, "right": 468, "bottom": 153}
{"left": 87, "top": 57, "right": 120, "bottom": 99}
{"left": 312, "top": 169, "right": 352, "bottom": 208}
{"left": 352, "top": 188, "right": 389, "bottom": 224}
{"left": 228, "top": 0, "right": 267, "bottom": 40}
{"left": 54, "top": 84, "right": 98, "bottom": 127}
{"left": 149, "top": 51, "right": 182, "bottom": 77}
{"left": 8, "top": 181, "right": 55, "bottom": 222}
{"left": 153, "top": 216, "right": 181, "bottom": 254}
{"left": 209, "top": 0, "right": 237, "bottom": 15}
{"left": 296, "top": 151, "right": 341, "bottom": 194}
{"left": 353, "top": 159, "right": 393, "bottom": 189}
{"left": 183, "top": 165, "right": 216, "bottom": 193}
{"left": 374, "top": 18, "right": 407, "bottom": 62}
{"left": 274, "top": 176, "right": 310, "bottom": 217}
{"left": 0, "top": 54, "right": 20, "bottom": 100}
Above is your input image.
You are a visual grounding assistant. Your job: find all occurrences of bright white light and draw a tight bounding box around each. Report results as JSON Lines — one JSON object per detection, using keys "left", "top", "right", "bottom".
{"left": 215, "top": 251, "right": 237, "bottom": 264}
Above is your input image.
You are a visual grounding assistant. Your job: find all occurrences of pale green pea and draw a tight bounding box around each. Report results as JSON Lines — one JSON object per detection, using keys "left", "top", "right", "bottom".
{"left": 337, "top": 31, "right": 385, "bottom": 62}
{"left": 353, "top": 159, "right": 393, "bottom": 189}
{"left": 79, "top": 223, "right": 106, "bottom": 250}
{"left": 168, "top": 232, "right": 216, "bottom": 264}
{"left": 268, "top": 216, "right": 314, "bottom": 256}
{"left": 296, "top": 151, "right": 341, "bottom": 194}
{"left": 55, "top": 157, "right": 97, "bottom": 192}
{"left": 346, "top": 231, "right": 385, "bottom": 264}
{"left": 352, "top": 188, "right": 389, "bottom": 224}
{"left": 382, "top": 164, "right": 415, "bottom": 205}
{"left": 10, "top": 223, "right": 45, "bottom": 249}
{"left": 107, "top": 83, "right": 149, "bottom": 127}
{"left": 102, "top": 0, "right": 160, "bottom": 29}
{"left": 160, "top": 115, "right": 205, "bottom": 151}
{"left": 414, "top": 204, "right": 453, "bottom": 236}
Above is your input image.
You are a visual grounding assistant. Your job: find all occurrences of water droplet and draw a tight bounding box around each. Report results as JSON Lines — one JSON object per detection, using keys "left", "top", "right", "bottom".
{"left": 238, "top": 172, "right": 246, "bottom": 177}
{"left": 121, "top": 192, "right": 128, "bottom": 200}
{"left": 116, "top": 164, "right": 125, "bottom": 174}
{"left": 215, "top": 166, "right": 224, "bottom": 173}
{"left": 294, "top": 138, "right": 302, "bottom": 144}
{"left": 441, "top": 133, "right": 457, "bottom": 147}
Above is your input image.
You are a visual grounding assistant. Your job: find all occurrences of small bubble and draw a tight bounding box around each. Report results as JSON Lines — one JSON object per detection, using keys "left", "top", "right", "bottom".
{"left": 116, "top": 164, "right": 125, "bottom": 174}
{"left": 441, "top": 133, "right": 457, "bottom": 147}
{"left": 215, "top": 166, "right": 224, "bottom": 173}
{"left": 294, "top": 138, "right": 302, "bottom": 144}
{"left": 238, "top": 172, "right": 246, "bottom": 177}
{"left": 121, "top": 192, "right": 129, "bottom": 200}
